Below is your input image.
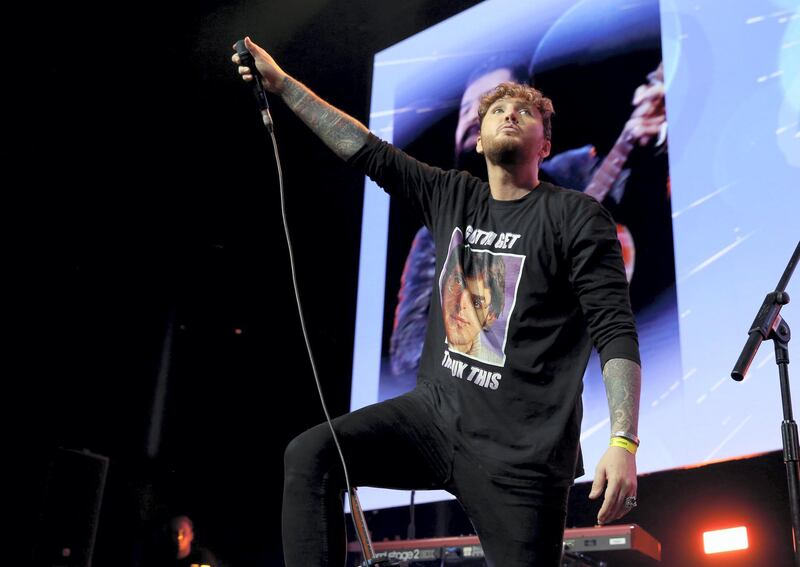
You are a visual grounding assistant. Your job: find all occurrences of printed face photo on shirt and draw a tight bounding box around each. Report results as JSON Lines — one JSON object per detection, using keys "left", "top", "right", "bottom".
{"left": 440, "top": 229, "right": 523, "bottom": 367}
{"left": 442, "top": 263, "right": 497, "bottom": 349}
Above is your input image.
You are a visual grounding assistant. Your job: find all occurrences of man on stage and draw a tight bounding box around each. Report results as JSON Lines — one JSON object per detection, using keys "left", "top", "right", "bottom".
{"left": 232, "top": 36, "right": 642, "bottom": 567}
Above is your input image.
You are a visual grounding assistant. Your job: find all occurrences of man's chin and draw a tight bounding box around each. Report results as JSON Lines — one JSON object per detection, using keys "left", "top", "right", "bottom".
{"left": 446, "top": 339, "right": 473, "bottom": 354}
{"left": 484, "top": 140, "right": 524, "bottom": 164}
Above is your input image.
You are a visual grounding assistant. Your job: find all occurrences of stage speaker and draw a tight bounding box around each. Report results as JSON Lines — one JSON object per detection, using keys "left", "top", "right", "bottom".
{"left": 34, "top": 448, "right": 109, "bottom": 567}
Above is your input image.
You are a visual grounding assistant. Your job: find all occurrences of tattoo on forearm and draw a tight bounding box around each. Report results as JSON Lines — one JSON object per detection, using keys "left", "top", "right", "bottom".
{"left": 282, "top": 77, "right": 369, "bottom": 160}
{"left": 602, "top": 358, "right": 641, "bottom": 435}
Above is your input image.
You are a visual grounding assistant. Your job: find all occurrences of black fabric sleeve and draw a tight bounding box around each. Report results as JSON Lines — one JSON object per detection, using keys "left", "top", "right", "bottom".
{"left": 566, "top": 200, "right": 640, "bottom": 368}
{"left": 347, "top": 132, "right": 468, "bottom": 231}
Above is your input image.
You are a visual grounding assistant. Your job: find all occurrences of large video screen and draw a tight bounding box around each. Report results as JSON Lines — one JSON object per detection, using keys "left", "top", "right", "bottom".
{"left": 351, "top": 0, "right": 799, "bottom": 510}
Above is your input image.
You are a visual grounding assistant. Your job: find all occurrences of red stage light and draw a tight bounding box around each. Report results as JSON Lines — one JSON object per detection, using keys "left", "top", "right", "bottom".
{"left": 703, "top": 526, "right": 749, "bottom": 554}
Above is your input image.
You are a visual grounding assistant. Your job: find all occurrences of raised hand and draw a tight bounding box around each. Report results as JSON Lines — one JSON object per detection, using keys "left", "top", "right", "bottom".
{"left": 624, "top": 62, "right": 666, "bottom": 147}
{"left": 231, "top": 36, "right": 288, "bottom": 94}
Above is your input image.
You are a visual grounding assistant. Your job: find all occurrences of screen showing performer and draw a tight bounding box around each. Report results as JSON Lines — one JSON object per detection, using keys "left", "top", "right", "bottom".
{"left": 350, "top": 0, "right": 799, "bottom": 511}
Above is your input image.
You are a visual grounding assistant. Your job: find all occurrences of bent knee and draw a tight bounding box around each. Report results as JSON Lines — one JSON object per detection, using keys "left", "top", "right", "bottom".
{"left": 284, "top": 424, "right": 336, "bottom": 475}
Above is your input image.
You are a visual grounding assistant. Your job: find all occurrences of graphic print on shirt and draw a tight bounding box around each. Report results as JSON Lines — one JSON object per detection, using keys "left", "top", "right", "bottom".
{"left": 439, "top": 227, "right": 525, "bottom": 369}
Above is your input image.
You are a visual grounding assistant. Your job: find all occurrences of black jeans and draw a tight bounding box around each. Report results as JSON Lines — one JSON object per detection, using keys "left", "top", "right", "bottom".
{"left": 282, "top": 387, "right": 569, "bottom": 566}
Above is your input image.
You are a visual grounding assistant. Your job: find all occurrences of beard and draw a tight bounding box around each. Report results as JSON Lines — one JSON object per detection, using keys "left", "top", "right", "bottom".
{"left": 480, "top": 134, "right": 527, "bottom": 166}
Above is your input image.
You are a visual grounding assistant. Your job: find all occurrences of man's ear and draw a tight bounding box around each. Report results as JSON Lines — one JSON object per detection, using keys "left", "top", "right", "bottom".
{"left": 476, "top": 135, "right": 484, "bottom": 155}
{"left": 483, "top": 312, "right": 497, "bottom": 329}
{"left": 540, "top": 138, "right": 552, "bottom": 160}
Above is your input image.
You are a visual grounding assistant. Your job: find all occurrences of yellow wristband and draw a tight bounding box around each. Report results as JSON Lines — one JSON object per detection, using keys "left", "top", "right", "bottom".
{"left": 610, "top": 436, "right": 638, "bottom": 454}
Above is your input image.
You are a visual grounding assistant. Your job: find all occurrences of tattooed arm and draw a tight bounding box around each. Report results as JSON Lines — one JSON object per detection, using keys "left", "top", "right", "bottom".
{"left": 603, "top": 358, "right": 641, "bottom": 435}
{"left": 280, "top": 77, "right": 370, "bottom": 160}
{"left": 231, "top": 36, "right": 369, "bottom": 160}
{"left": 588, "top": 358, "right": 642, "bottom": 525}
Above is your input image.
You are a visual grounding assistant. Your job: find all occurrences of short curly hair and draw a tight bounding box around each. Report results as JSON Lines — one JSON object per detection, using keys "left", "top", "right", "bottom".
{"left": 478, "top": 82, "right": 555, "bottom": 141}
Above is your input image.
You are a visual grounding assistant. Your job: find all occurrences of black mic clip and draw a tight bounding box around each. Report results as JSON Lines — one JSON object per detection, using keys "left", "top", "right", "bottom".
{"left": 234, "top": 39, "right": 273, "bottom": 131}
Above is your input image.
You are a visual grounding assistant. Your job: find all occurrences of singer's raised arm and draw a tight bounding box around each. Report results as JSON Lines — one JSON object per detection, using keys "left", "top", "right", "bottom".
{"left": 232, "top": 36, "right": 369, "bottom": 160}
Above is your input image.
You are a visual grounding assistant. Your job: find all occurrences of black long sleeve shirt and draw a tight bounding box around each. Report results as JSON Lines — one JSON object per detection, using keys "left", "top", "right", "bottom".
{"left": 350, "top": 134, "right": 639, "bottom": 484}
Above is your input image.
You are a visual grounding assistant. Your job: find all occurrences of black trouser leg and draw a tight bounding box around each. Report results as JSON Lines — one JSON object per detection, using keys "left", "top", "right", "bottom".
{"left": 282, "top": 395, "right": 449, "bottom": 567}
{"left": 450, "top": 449, "right": 570, "bottom": 567}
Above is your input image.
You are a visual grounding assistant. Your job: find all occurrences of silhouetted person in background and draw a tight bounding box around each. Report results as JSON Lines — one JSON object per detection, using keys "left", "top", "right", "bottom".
{"left": 158, "top": 515, "right": 218, "bottom": 567}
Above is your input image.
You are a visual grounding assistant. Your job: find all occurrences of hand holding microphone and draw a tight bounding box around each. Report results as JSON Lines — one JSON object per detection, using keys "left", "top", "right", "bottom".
{"left": 232, "top": 37, "right": 287, "bottom": 129}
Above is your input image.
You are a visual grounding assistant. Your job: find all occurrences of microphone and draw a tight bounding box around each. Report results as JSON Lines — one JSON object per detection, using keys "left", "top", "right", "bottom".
{"left": 234, "top": 39, "right": 273, "bottom": 130}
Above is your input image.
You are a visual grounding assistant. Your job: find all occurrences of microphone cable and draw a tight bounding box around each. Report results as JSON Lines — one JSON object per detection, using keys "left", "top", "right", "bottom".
{"left": 235, "top": 39, "right": 386, "bottom": 562}
{"left": 233, "top": 40, "right": 359, "bottom": 528}
{"left": 262, "top": 117, "right": 380, "bottom": 564}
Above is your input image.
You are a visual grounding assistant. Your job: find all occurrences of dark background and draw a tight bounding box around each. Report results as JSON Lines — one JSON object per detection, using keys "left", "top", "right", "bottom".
{"left": 22, "top": 1, "right": 484, "bottom": 565}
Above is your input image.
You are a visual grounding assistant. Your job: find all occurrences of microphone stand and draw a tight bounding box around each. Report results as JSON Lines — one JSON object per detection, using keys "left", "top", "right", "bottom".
{"left": 731, "top": 241, "right": 800, "bottom": 567}
{"left": 349, "top": 488, "right": 396, "bottom": 566}
{"left": 407, "top": 490, "right": 416, "bottom": 540}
